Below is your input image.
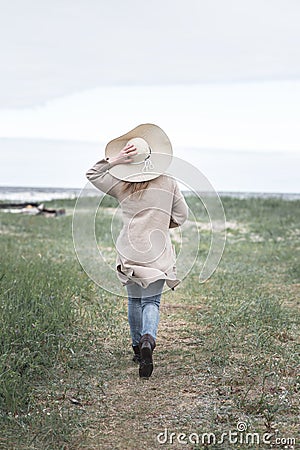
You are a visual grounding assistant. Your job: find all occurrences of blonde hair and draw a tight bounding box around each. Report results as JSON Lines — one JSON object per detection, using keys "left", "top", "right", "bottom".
{"left": 121, "top": 180, "right": 151, "bottom": 196}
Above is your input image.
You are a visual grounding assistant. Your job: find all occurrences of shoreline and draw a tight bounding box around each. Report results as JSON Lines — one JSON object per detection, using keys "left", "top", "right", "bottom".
{"left": 0, "top": 186, "right": 300, "bottom": 202}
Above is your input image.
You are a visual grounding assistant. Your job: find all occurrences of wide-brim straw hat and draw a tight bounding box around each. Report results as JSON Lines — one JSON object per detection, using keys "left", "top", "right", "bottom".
{"left": 105, "top": 123, "right": 173, "bottom": 182}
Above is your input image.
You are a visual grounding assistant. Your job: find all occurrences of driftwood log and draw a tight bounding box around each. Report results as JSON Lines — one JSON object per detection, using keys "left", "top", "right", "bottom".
{"left": 0, "top": 202, "right": 65, "bottom": 217}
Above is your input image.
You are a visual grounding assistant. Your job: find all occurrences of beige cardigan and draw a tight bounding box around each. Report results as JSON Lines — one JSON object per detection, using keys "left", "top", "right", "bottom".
{"left": 86, "top": 159, "right": 189, "bottom": 289}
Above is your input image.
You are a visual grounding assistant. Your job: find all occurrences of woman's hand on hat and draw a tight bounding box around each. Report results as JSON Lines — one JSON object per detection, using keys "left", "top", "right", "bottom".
{"left": 109, "top": 144, "right": 137, "bottom": 166}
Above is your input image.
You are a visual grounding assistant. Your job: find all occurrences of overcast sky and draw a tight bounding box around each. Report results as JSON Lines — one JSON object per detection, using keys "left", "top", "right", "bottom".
{"left": 0, "top": 0, "right": 300, "bottom": 192}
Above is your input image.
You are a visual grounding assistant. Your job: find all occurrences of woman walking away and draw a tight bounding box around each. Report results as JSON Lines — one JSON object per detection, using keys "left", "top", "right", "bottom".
{"left": 86, "top": 124, "right": 188, "bottom": 379}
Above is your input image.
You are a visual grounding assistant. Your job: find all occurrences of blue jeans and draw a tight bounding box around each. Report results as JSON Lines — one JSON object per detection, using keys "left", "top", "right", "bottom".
{"left": 126, "top": 279, "right": 165, "bottom": 346}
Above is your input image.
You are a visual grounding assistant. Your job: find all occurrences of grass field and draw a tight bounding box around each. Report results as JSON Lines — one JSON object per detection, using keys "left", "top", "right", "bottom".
{"left": 0, "top": 195, "right": 299, "bottom": 449}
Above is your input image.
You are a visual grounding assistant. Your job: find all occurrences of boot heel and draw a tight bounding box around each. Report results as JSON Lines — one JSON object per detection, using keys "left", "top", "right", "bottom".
{"left": 132, "top": 345, "right": 141, "bottom": 363}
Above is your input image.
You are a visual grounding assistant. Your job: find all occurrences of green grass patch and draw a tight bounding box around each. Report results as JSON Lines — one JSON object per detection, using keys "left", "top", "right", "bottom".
{"left": 0, "top": 195, "right": 299, "bottom": 449}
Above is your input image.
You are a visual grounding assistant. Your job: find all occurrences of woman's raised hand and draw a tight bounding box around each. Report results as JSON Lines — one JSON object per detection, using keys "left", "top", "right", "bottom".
{"left": 109, "top": 144, "right": 138, "bottom": 166}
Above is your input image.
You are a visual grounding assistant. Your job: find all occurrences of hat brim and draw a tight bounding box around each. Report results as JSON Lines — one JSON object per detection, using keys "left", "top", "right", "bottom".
{"left": 105, "top": 123, "right": 173, "bottom": 182}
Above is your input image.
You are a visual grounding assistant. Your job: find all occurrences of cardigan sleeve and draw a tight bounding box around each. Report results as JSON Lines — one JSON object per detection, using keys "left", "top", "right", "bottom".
{"left": 169, "top": 180, "right": 189, "bottom": 228}
{"left": 86, "top": 158, "right": 121, "bottom": 197}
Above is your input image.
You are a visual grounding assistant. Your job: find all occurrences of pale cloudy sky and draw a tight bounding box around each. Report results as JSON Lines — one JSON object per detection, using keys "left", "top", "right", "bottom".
{"left": 0, "top": 0, "right": 300, "bottom": 192}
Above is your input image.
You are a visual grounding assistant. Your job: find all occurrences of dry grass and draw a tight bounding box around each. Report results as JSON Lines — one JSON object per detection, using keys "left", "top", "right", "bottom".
{"left": 1, "top": 196, "right": 299, "bottom": 449}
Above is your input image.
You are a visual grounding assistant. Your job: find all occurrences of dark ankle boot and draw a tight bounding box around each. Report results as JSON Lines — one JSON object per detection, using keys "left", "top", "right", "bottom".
{"left": 139, "top": 333, "right": 156, "bottom": 379}
{"left": 132, "top": 345, "right": 141, "bottom": 363}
